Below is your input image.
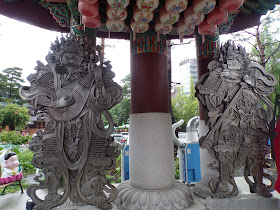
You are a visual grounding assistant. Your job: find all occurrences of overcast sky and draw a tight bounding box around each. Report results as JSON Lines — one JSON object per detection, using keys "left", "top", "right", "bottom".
{"left": 0, "top": 14, "right": 201, "bottom": 86}
{"left": 0, "top": 14, "right": 252, "bottom": 86}
{"left": 0, "top": 15, "right": 131, "bottom": 85}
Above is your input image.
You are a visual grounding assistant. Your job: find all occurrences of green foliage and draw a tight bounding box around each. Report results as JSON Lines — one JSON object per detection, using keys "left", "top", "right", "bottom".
{"left": 110, "top": 74, "right": 131, "bottom": 126}
{"left": 11, "top": 146, "right": 21, "bottom": 155}
{"left": 0, "top": 131, "right": 31, "bottom": 145}
{"left": 174, "top": 157, "right": 180, "bottom": 179}
{"left": 172, "top": 80, "right": 199, "bottom": 131}
{"left": 121, "top": 74, "right": 131, "bottom": 96}
{"left": 0, "top": 67, "right": 25, "bottom": 105}
{"left": 110, "top": 98, "right": 131, "bottom": 126}
{"left": 232, "top": 6, "right": 280, "bottom": 105}
{"left": 107, "top": 152, "right": 121, "bottom": 183}
{"left": 17, "top": 149, "right": 36, "bottom": 176}
{"left": 0, "top": 103, "right": 30, "bottom": 131}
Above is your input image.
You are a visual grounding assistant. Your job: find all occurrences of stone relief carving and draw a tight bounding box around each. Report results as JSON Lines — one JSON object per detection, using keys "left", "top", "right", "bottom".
{"left": 116, "top": 180, "right": 194, "bottom": 210}
{"left": 195, "top": 41, "right": 276, "bottom": 198}
{"left": 19, "top": 34, "right": 122, "bottom": 209}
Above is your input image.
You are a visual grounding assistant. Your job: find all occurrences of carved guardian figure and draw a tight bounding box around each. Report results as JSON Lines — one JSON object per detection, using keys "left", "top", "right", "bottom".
{"left": 20, "top": 34, "right": 122, "bottom": 209}
{"left": 195, "top": 41, "right": 276, "bottom": 198}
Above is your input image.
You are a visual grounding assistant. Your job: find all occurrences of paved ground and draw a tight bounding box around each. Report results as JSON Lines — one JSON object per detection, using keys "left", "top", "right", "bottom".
{"left": 0, "top": 176, "right": 279, "bottom": 210}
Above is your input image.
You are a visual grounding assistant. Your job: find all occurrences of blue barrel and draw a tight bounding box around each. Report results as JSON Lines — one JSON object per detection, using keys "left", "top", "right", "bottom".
{"left": 122, "top": 145, "right": 129, "bottom": 181}
{"left": 181, "top": 143, "right": 201, "bottom": 183}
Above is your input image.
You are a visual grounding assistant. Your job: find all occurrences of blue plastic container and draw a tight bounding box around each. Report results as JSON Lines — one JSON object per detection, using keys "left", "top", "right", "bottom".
{"left": 122, "top": 145, "right": 129, "bottom": 181}
{"left": 180, "top": 143, "right": 201, "bottom": 183}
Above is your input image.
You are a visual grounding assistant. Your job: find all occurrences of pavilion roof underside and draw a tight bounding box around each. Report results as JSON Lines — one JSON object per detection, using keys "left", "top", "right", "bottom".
{"left": 0, "top": 0, "right": 279, "bottom": 40}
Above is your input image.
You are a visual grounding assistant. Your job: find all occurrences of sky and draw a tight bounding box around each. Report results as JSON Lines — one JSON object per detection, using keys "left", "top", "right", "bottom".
{"left": 0, "top": 14, "right": 199, "bottom": 86}
{"left": 0, "top": 14, "right": 255, "bottom": 87}
{"left": 0, "top": 15, "right": 131, "bottom": 85}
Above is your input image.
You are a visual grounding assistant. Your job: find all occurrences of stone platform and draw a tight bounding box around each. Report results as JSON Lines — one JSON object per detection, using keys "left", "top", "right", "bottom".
{"left": 0, "top": 177, "right": 279, "bottom": 210}
{"left": 206, "top": 194, "right": 280, "bottom": 210}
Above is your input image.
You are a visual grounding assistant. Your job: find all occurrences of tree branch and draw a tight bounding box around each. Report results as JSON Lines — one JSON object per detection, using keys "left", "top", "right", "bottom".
{"left": 263, "top": 41, "right": 280, "bottom": 47}
{"left": 249, "top": 58, "right": 262, "bottom": 64}
{"left": 265, "top": 43, "right": 280, "bottom": 64}
{"left": 245, "top": 41, "right": 262, "bottom": 58}
{"left": 243, "top": 29, "right": 258, "bottom": 38}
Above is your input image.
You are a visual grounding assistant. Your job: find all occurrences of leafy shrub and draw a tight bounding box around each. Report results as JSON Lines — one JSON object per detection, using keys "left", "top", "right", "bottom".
{"left": 0, "top": 103, "right": 30, "bottom": 131}
{"left": 17, "top": 149, "right": 36, "bottom": 176}
{"left": 106, "top": 153, "right": 121, "bottom": 183}
{"left": 0, "top": 130, "right": 31, "bottom": 145}
{"left": 174, "top": 157, "right": 180, "bottom": 179}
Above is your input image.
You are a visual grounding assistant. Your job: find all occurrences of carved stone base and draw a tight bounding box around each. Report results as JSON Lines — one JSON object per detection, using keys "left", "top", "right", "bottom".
{"left": 192, "top": 173, "right": 218, "bottom": 198}
{"left": 206, "top": 194, "right": 280, "bottom": 210}
{"left": 192, "top": 179, "right": 212, "bottom": 199}
{"left": 115, "top": 181, "right": 194, "bottom": 209}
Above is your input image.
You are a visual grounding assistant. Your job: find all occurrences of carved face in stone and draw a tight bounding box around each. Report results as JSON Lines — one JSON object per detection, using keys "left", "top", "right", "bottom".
{"left": 61, "top": 52, "right": 80, "bottom": 66}
{"left": 56, "top": 52, "right": 82, "bottom": 74}
{"left": 227, "top": 58, "right": 241, "bottom": 70}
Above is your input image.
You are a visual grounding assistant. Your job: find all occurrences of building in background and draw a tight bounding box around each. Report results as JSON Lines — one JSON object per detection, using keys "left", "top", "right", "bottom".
{"left": 179, "top": 58, "right": 197, "bottom": 95}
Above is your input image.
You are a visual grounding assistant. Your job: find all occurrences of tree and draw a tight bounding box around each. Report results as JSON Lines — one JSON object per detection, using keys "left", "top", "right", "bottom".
{"left": 120, "top": 74, "right": 131, "bottom": 96}
{"left": 172, "top": 78, "right": 199, "bottom": 131}
{"left": 0, "top": 67, "right": 25, "bottom": 105}
{"left": 110, "top": 97, "right": 131, "bottom": 126}
{"left": 0, "top": 103, "right": 30, "bottom": 131}
{"left": 231, "top": 5, "right": 280, "bottom": 103}
{"left": 251, "top": 8, "right": 280, "bottom": 103}
{"left": 110, "top": 74, "right": 131, "bottom": 126}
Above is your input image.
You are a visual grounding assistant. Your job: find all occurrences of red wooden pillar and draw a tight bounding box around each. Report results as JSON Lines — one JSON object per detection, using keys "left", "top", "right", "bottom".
{"left": 195, "top": 34, "right": 219, "bottom": 120}
{"left": 129, "top": 32, "right": 175, "bottom": 189}
{"left": 130, "top": 34, "right": 170, "bottom": 114}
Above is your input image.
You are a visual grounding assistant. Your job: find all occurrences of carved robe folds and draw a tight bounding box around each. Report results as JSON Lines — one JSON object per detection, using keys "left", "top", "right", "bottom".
{"left": 20, "top": 35, "right": 123, "bottom": 210}
{"left": 195, "top": 41, "right": 276, "bottom": 198}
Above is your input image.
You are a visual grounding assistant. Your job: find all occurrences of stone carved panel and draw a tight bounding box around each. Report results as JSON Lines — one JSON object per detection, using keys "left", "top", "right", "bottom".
{"left": 195, "top": 41, "right": 276, "bottom": 198}
{"left": 20, "top": 35, "right": 122, "bottom": 209}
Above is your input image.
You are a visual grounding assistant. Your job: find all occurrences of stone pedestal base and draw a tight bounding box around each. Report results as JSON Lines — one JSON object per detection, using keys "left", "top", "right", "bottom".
{"left": 53, "top": 206, "right": 100, "bottom": 210}
{"left": 115, "top": 181, "right": 194, "bottom": 209}
{"left": 192, "top": 175, "right": 213, "bottom": 198}
{"left": 206, "top": 194, "right": 280, "bottom": 210}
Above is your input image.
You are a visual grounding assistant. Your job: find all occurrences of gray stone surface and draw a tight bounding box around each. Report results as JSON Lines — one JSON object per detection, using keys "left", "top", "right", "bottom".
{"left": 0, "top": 178, "right": 279, "bottom": 210}
{"left": 206, "top": 194, "right": 280, "bottom": 210}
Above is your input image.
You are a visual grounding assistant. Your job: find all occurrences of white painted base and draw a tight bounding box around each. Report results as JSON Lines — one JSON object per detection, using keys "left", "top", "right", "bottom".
{"left": 206, "top": 194, "right": 280, "bottom": 210}
{"left": 115, "top": 113, "right": 194, "bottom": 209}
{"left": 193, "top": 120, "right": 218, "bottom": 198}
{"left": 129, "top": 113, "right": 175, "bottom": 189}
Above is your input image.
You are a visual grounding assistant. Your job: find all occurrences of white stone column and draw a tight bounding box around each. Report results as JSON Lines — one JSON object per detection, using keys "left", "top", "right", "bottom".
{"left": 192, "top": 120, "right": 218, "bottom": 198}
{"left": 130, "top": 113, "right": 175, "bottom": 189}
{"left": 115, "top": 113, "right": 194, "bottom": 209}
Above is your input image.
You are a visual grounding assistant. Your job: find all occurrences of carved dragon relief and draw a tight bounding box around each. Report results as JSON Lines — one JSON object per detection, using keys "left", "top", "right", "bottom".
{"left": 20, "top": 34, "right": 122, "bottom": 209}
{"left": 195, "top": 41, "right": 276, "bottom": 198}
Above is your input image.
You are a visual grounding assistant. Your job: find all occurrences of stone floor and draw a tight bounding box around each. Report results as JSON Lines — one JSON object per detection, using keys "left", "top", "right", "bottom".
{"left": 0, "top": 177, "right": 279, "bottom": 210}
